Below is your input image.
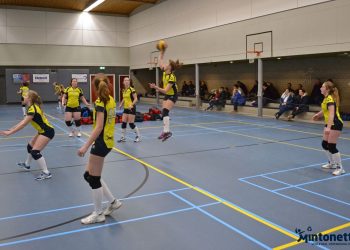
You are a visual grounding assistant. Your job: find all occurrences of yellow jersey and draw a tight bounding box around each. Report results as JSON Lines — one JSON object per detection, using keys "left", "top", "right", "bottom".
{"left": 27, "top": 104, "right": 54, "bottom": 133}
{"left": 321, "top": 95, "right": 343, "bottom": 125}
{"left": 162, "top": 72, "right": 177, "bottom": 96}
{"left": 93, "top": 96, "right": 116, "bottom": 149}
{"left": 65, "top": 87, "right": 83, "bottom": 108}
{"left": 122, "top": 87, "right": 136, "bottom": 109}
{"left": 20, "top": 86, "right": 29, "bottom": 98}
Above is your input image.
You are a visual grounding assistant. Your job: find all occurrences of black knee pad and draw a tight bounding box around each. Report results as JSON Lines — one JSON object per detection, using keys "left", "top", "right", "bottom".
{"left": 162, "top": 108, "right": 169, "bottom": 117}
{"left": 83, "top": 171, "right": 90, "bottom": 183}
{"left": 74, "top": 120, "right": 81, "bottom": 127}
{"left": 22, "top": 104, "right": 25, "bottom": 107}
{"left": 88, "top": 175, "right": 101, "bottom": 189}
{"left": 121, "top": 122, "right": 127, "bottom": 129}
{"left": 129, "top": 123, "right": 136, "bottom": 129}
{"left": 328, "top": 143, "right": 338, "bottom": 154}
{"left": 27, "top": 144, "right": 33, "bottom": 154}
{"left": 322, "top": 140, "right": 328, "bottom": 150}
{"left": 31, "top": 150, "right": 42, "bottom": 160}
{"left": 65, "top": 121, "right": 73, "bottom": 127}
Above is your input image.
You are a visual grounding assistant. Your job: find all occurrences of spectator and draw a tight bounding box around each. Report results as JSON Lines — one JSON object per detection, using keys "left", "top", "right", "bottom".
{"left": 287, "top": 82, "right": 295, "bottom": 94}
{"left": 249, "top": 80, "right": 258, "bottom": 98}
{"left": 188, "top": 81, "right": 195, "bottom": 96}
{"left": 205, "top": 87, "right": 226, "bottom": 111}
{"left": 231, "top": 85, "right": 246, "bottom": 111}
{"left": 287, "top": 89, "right": 310, "bottom": 121}
{"left": 236, "top": 81, "right": 248, "bottom": 96}
{"left": 275, "top": 88, "right": 294, "bottom": 119}
{"left": 181, "top": 81, "right": 189, "bottom": 96}
{"left": 200, "top": 80, "right": 208, "bottom": 100}
{"left": 310, "top": 79, "right": 323, "bottom": 105}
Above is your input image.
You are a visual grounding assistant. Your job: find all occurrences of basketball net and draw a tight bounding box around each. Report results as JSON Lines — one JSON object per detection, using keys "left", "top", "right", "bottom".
{"left": 247, "top": 50, "right": 262, "bottom": 64}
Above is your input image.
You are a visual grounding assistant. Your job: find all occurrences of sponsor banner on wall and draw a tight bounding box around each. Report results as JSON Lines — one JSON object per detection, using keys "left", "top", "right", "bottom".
{"left": 33, "top": 74, "right": 50, "bottom": 83}
{"left": 13, "top": 73, "right": 30, "bottom": 84}
{"left": 72, "top": 74, "right": 88, "bottom": 83}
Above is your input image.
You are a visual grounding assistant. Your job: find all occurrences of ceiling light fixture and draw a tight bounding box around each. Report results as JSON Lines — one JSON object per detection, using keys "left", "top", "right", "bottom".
{"left": 83, "top": 0, "right": 106, "bottom": 12}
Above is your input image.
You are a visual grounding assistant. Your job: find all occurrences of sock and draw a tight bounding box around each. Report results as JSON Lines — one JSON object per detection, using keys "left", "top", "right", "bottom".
{"left": 22, "top": 107, "right": 26, "bottom": 116}
{"left": 36, "top": 157, "right": 50, "bottom": 174}
{"left": 92, "top": 187, "right": 103, "bottom": 214}
{"left": 163, "top": 116, "right": 170, "bottom": 133}
{"left": 324, "top": 150, "right": 333, "bottom": 164}
{"left": 133, "top": 127, "right": 140, "bottom": 137}
{"left": 332, "top": 152, "right": 343, "bottom": 169}
{"left": 121, "top": 128, "right": 126, "bottom": 138}
{"left": 25, "top": 154, "right": 32, "bottom": 166}
{"left": 101, "top": 179, "right": 115, "bottom": 203}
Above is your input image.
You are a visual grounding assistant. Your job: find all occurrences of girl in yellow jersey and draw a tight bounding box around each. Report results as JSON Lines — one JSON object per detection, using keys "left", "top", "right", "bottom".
{"left": 62, "top": 78, "right": 90, "bottom": 137}
{"left": 117, "top": 77, "right": 141, "bottom": 143}
{"left": 149, "top": 45, "right": 182, "bottom": 141}
{"left": 77, "top": 76, "right": 122, "bottom": 224}
{"left": 17, "top": 81, "right": 30, "bottom": 116}
{"left": 53, "top": 82, "right": 65, "bottom": 112}
{"left": 313, "top": 81, "right": 345, "bottom": 176}
{"left": 0, "top": 90, "right": 54, "bottom": 180}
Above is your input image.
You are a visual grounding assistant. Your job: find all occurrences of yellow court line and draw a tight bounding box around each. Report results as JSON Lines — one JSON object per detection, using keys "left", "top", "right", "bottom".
{"left": 274, "top": 222, "right": 350, "bottom": 249}
{"left": 191, "top": 124, "right": 350, "bottom": 158}
{"left": 0, "top": 133, "right": 66, "bottom": 141}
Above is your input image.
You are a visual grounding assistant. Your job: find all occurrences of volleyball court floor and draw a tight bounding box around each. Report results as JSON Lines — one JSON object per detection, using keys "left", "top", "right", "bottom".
{"left": 0, "top": 103, "right": 349, "bottom": 250}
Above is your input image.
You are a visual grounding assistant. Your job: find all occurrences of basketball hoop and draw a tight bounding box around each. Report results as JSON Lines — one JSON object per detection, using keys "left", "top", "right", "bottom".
{"left": 247, "top": 50, "right": 262, "bottom": 63}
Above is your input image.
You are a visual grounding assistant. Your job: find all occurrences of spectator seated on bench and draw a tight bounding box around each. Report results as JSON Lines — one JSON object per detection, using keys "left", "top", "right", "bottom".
{"left": 287, "top": 89, "right": 309, "bottom": 121}
{"left": 275, "top": 88, "right": 294, "bottom": 119}
{"left": 231, "top": 84, "right": 246, "bottom": 111}
{"left": 205, "top": 87, "right": 226, "bottom": 111}
{"left": 251, "top": 82, "right": 277, "bottom": 107}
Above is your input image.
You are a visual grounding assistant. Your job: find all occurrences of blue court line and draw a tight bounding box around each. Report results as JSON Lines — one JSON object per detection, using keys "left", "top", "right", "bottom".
{"left": 239, "top": 157, "right": 350, "bottom": 180}
{"left": 169, "top": 191, "right": 271, "bottom": 250}
{"left": 261, "top": 175, "right": 292, "bottom": 187}
{"left": 240, "top": 179, "right": 350, "bottom": 222}
{"left": 0, "top": 187, "right": 190, "bottom": 222}
{"left": 262, "top": 175, "right": 350, "bottom": 207}
{"left": 0, "top": 201, "right": 220, "bottom": 248}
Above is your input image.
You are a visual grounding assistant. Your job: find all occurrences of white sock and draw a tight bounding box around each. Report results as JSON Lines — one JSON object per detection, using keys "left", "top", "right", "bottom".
{"left": 324, "top": 150, "right": 333, "bottom": 164}
{"left": 121, "top": 128, "right": 126, "bottom": 138}
{"left": 332, "top": 152, "right": 343, "bottom": 169}
{"left": 36, "top": 157, "right": 49, "bottom": 174}
{"left": 92, "top": 187, "right": 103, "bottom": 214}
{"left": 25, "top": 154, "right": 32, "bottom": 166}
{"left": 133, "top": 127, "right": 140, "bottom": 137}
{"left": 22, "top": 107, "right": 26, "bottom": 116}
{"left": 163, "top": 116, "right": 170, "bottom": 133}
{"left": 101, "top": 179, "right": 115, "bottom": 203}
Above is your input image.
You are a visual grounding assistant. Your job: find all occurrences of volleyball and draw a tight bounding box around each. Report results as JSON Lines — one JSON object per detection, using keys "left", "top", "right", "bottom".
{"left": 156, "top": 40, "right": 167, "bottom": 51}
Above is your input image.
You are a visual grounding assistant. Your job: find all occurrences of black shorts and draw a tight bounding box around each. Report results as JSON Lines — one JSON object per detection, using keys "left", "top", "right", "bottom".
{"left": 325, "top": 123, "right": 343, "bottom": 131}
{"left": 123, "top": 107, "right": 136, "bottom": 115}
{"left": 90, "top": 138, "right": 112, "bottom": 157}
{"left": 65, "top": 106, "right": 81, "bottom": 113}
{"left": 39, "top": 128, "right": 55, "bottom": 140}
{"left": 164, "top": 95, "right": 178, "bottom": 104}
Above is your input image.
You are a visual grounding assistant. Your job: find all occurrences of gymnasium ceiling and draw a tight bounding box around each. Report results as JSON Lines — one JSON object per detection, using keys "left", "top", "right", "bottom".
{"left": 0, "top": 0, "right": 159, "bottom": 15}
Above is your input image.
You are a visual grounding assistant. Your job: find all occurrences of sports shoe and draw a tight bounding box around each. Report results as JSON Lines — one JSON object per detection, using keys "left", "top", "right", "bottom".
{"left": 81, "top": 211, "right": 105, "bottom": 224}
{"left": 76, "top": 132, "right": 82, "bottom": 137}
{"left": 332, "top": 167, "right": 345, "bottom": 176}
{"left": 117, "top": 137, "right": 126, "bottom": 143}
{"left": 68, "top": 132, "right": 74, "bottom": 137}
{"left": 17, "top": 162, "right": 30, "bottom": 170}
{"left": 158, "top": 132, "right": 165, "bottom": 140}
{"left": 134, "top": 136, "right": 141, "bottom": 143}
{"left": 103, "top": 199, "right": 122, "bottom": 216}
{"left": 162, "top": 132, "right": 172, "bottom": 142}
{"left": 35, "top": 172, "right": 52, "bottom": 181}
{"left": 321, "top": 163, "right": 336, "bottom": 169}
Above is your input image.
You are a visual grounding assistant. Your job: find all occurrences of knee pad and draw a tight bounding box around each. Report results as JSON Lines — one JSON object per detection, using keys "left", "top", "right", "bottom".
{"left": 322, "top": 140, "right": 328, "bottom": 150}
{"left": 162, "top": 108, "right": 169, "bottom": 117}
{"left": 328, "top": 143, "right": 338, "bottom": 154}
{"left": 27, "top": 144, "right": 33, "bottom": 154}
{"left": 22, "top": 104, "right": 25, "bottom": 107}
{"left": 88, "top": 175, "right": 101, "bottom": 189}
{"left": 121, "top": 122, "right": 127, "bottom": 129}
{"left": 129, "top": 123, "right": 136, "bottom": 129}
{"left": 83, "top": 171, "right": 90, "bottom": 183}
{"left": 74, "top": 120, "right": 81, "bottom": 127}
{"left": 65, "top": 121, "right": 73, "bottom": 127}
{"left": 31, "top": 150, "right": 42, "bottom": 160}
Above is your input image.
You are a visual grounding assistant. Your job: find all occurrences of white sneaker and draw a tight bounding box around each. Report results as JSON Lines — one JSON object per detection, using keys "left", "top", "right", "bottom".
{"left": 332, "top": 168, "right": 345, "bottom": 176}
{"left": 35, "top": 172, "right": 52, "bottom": 181}
{"left": 103, "top": 199, "right": 122, "bottom": 216}
{"left": 117, "top": 137, "right": 126, "bottom": 143}
{"left": 76, "top": 132, "right": 82, "bottom": 137}
{"left": 321, "top": 163, "right": 336, "bottom": 169}
{"left": 68, "top": 132, "right": 74, "bottom": 137}
{"left": 81, "top": 211, "right": 105, "bottom": 224}
{"left": 134, "top": 136, "right": 141, "bottom": 143}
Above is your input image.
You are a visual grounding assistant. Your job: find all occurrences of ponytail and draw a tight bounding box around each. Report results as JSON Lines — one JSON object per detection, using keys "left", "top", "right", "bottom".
{"left": 28, "top": 90, "right": 42, "bottom": 106}
{"left": 323, "top": 81, "right": 340, "bottom": 107}
{"left": 333, "top": 87, "right": 340, "bottom": 107}
{"left": 169, "top": 59, "right": 183, "bottom": 72}
{"left": 97, "top": 81, "right": 110, "bottom": 104}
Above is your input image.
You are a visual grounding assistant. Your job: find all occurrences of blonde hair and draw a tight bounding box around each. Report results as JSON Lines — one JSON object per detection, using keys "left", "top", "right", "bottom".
{"left": 27, "top": 90, "right": 42, "bottom": 106}
{"left": 323, "top": 81, "right": 340, "bottom": 106}
{"left": 169, "top": 59, "right": 183, "bottom": 72}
